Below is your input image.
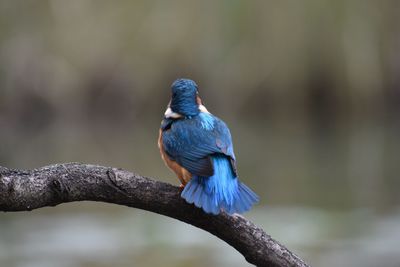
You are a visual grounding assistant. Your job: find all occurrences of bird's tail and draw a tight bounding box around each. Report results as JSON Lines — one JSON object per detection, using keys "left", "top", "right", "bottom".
{"left": 181, "top": 155, "right": 259, "bottom": 215}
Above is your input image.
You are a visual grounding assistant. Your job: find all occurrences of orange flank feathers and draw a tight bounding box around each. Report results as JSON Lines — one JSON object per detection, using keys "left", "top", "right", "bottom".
{"left": 158, "top": 129, "right": 192, "bottom": 186}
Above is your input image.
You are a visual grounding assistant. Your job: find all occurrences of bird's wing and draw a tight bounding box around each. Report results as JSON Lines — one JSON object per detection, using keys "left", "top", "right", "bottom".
{"left": 161, "top": 115, "right": 237, "bottom": 177}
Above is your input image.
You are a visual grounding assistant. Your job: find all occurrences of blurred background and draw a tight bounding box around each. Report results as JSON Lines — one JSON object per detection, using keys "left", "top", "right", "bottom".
{"left": 0, "top": 0, "right": 400, "bottom": 266}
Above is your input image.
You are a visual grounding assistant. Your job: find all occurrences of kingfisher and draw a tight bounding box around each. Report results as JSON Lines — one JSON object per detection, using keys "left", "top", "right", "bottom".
{"left": 158, "top": 78, "right": 259, "bottom": 215}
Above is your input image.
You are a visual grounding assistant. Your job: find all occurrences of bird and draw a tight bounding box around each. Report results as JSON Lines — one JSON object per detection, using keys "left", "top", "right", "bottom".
{"left": 158, "top": 78, "right": 259, "bottom": 215}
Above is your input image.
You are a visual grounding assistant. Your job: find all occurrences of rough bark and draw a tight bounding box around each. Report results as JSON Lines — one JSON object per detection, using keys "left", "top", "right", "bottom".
{"left": 0, "top": 163, "right": 310, "bottom": 267}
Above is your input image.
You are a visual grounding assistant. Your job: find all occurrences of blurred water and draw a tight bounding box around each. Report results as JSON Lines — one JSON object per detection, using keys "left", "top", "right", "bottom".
{"left": 1, "top": 205, "right": 400, "bottom": 267}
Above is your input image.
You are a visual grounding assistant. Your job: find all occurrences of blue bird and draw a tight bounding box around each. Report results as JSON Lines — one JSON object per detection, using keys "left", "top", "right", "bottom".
{"left": 158, "top": 78, "right": 259, "bottom": 215}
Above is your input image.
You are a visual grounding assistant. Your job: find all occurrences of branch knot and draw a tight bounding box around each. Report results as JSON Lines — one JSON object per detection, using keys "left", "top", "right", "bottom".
{"left": 51, "top": 178, "right": 70, "bottom": 201}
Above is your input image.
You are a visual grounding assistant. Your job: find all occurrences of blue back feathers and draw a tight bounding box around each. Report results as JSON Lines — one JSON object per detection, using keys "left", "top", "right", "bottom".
{"left": 162, "top": 114, "right": 234, "bottom": 177}
{"left": 198, "top": 112, "right": 215, "bottom": 130}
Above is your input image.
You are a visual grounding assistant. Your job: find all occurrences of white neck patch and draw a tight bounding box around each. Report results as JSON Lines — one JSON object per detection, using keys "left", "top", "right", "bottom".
{"left": 199, "top": 104, "right": 210, "bottom": 114}
{"left": 164, "top": 107, "right": 183, "bottom": 118}
{"left": 164, "top": 104, "right": 210, "bottom": 118}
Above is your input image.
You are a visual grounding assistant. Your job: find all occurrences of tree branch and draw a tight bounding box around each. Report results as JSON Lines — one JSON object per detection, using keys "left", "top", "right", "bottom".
{"left": 0, "top": 163, "right": 309, "bottom": 267}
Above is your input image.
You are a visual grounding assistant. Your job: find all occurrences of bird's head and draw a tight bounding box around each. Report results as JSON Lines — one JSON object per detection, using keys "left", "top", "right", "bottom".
{"left": 165, "top": 78, "right": 207, "bottom": 118}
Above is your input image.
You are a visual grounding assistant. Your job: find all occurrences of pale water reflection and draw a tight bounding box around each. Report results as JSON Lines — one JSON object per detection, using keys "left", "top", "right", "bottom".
{"left": 1, "top": 204, "right": 399, "bottom": 267}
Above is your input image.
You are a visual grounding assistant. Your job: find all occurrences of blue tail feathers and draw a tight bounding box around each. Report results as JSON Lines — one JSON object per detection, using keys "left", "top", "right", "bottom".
{"left": 181, "top": 155, "right": 259, "bottom": 215}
